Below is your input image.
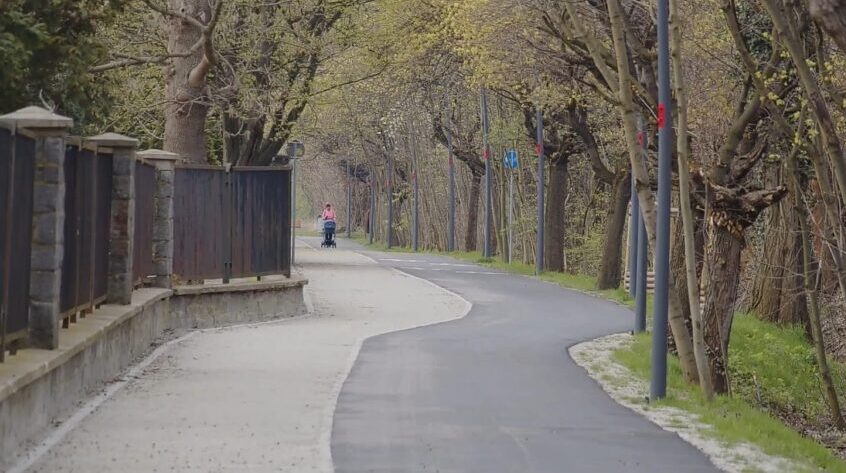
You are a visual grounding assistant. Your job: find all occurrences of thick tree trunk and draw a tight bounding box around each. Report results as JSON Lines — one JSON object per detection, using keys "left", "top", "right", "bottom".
{"left": 545, "top": 156, "right": 569, "bottom": 271}
{"left": 597, "top": 171, "right": 630, "bottom": 289}
{"left": 465, "top": 170, "right": 482, "bottom": 251}
{"left": 164, "top": 0, "right": 211, "bottom": 164}
{"left": 702, "top": 223, "right": 745, "bottom": 394}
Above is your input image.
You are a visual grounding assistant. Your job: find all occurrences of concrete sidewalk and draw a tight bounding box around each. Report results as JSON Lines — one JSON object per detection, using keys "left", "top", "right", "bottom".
{"left": 23, "top": 244, "right": 468, "bottom": 472}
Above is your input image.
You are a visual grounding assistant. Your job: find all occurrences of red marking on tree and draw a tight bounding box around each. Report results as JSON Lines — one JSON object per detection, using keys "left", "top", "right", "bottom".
{"left": 535, "top": 143, "right": 542, "bottom": 156}
{"left": 657, "top": 104, "right": 666, "bottom": 130}
{"left": 637, "top": 132, "right": 644, "bottom": 146}
{"left": 483, "top": 149, "right": 489, "bottom": 161}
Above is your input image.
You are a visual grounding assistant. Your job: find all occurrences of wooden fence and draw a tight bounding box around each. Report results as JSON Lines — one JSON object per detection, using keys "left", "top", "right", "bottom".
{"left": 0, "top": 128, "right": 36, "bottom": 354}
{"left": 173, "top": 165, "right": 292, "bottom": 282}
{"left": 1, "top": 128, "right": 293, "bottom": 361}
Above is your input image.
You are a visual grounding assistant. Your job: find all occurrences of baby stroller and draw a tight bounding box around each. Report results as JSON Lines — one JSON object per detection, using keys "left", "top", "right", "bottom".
{"left": 321, "top": 220, "right": 337, "bottom": 248}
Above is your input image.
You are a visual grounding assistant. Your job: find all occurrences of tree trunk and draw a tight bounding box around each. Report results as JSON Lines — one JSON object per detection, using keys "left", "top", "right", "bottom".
{"left": 164, "top": 0, "right": 211, "bottom": 164}
{"left": 596, "top": 171, "right": 630, "bottom": 289}
{"left": 748, "top": 190, "right": 808, "bottom": 327}
{"left": 545, "top": 156, "right": 569, "bottom": 271}
{"left": 465, "top": 170, "right": 482, "bottom": 251}
{"left": 669, "top": 217, "right": 693, "bottom": 353}
{"left": 702, "top": 222, "right": 744, "bottom": 394}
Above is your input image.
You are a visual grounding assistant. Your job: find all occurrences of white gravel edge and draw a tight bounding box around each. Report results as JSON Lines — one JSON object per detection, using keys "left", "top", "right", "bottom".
{"left": 569, "top": 333, "right": 814, "bottom": 473}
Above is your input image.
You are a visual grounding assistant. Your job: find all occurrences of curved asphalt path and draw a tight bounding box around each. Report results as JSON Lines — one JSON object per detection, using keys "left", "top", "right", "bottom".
{"left": 318, "top": 237, "right": 719, "bottom": 473}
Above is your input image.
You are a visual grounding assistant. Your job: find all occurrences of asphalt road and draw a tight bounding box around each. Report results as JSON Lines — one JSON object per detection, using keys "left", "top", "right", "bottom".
{"left": 321, "top": 237, "right": 719, "bottom": 473}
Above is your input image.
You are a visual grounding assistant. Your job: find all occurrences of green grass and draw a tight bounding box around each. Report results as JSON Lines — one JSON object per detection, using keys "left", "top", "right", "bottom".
{"left": 352, "top": 237, "right": 846, "bottom": 471}
{"left": 615, "top": 318, "right": 846, "bottom": 472}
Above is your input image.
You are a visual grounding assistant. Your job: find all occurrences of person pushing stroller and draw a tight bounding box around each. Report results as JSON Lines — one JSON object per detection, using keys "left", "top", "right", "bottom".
{"left": 321, "top": 203, "right": 337, "bottom": 248}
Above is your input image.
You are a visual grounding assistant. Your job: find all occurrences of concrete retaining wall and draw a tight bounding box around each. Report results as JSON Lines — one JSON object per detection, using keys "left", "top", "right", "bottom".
{"left": 0, "top": 277, "right": 307, "bottom": 468}
{"left": 171, "top": 279, "right": 308, "bottom": 329}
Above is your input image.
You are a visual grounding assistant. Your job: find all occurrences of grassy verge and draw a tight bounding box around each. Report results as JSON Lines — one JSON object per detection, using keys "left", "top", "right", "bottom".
{"left": 616, "top": 321, "right": 846, "bottom": 472}
{"left": 353, "top": 237, "right": 846, "bottom": 471}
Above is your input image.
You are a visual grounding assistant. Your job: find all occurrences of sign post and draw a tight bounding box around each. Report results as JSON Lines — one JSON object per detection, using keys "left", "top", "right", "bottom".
{"left": 504, "top": 149, "right": 518, "bottom": 264}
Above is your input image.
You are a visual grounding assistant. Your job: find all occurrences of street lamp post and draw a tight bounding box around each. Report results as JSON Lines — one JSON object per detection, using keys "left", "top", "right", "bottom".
{"left": 651, "top": 0, "right": 672, "bottom": 401}
{"left": 480, "top": 88, "right": 492, "bottom": 259}
{"left": 635, "top": 116, "right": 649, "bottom": 334}
{"left": 346, "top": 160, "right": 352, "bottom": 239}
{"left": 535, "top": 107, "right": 545, "bottom": 276}
{"left": 368, "top": 166, "right": 375, "bottom": 245}
{"left": 410, "top": 124, "right": 419, "bottom": 252}
{"left": 286, "top": 141, "right": 305, "bottom": 267}
{"left": 386, "top": 138, "right": 394, "bottom": 249}
{"left": 446, "top": 97, "right": 456, "bottom": 253}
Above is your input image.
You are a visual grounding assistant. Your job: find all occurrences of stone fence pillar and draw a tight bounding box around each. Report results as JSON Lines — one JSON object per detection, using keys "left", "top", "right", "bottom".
{"left": 0, "top": 106, "right": 72, "bottom": 349}
{"left": 137, "top": 150, "right": 180, "bottom": 288}
{"left": 89, "top": 133, "right": 138, "bottom": 305}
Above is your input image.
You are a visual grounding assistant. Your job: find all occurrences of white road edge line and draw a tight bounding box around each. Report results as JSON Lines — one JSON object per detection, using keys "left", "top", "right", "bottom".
{"left": 7, "top": 312, "right": 318, "bottom": 473}
{"left": 320, "top": 250, "right": 474, "bottom": 473}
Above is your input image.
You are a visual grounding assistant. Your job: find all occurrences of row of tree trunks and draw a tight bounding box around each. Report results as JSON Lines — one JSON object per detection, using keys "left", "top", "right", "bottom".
{"left": 747, "top": 174, "right": 808, "bottom": 327}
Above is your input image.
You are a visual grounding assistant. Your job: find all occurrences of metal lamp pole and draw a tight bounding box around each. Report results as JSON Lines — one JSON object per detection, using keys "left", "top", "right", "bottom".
{"left": 480, "top": 87, "right": 492, "bottom": 259}
{"left": 508, "top": 157, "right": 514, "bottom": 264}
{"left": 386, "top": 139, "right": 394, "bottom": 249}
{"left": 286, "top": 140, "right": 304, "bottom": 267}
{"left": 368, "top": 166, "right": 375, "bottom": 245}
{"left": 628, "top": 178, "right": 639, "bottom": 299}
{"left": 446, "top": 100, "right": 456, "bottom": 252}
{"left": 651, "top": 0, "right": 672, "bottom": 401}
{"left": 346, "top": 161, "right": 352, "bottom": 238}
{"left": 635, "top": 116, "right": 649, "bottom": 334}
{"left": 535, "top": 108, "right": 545, "bottom": 275}
{"left": 291, "top": 156, "right": 297, "bottom": 265}
{"left": 411, "top": 125, "right": 419, "bottom": 252}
